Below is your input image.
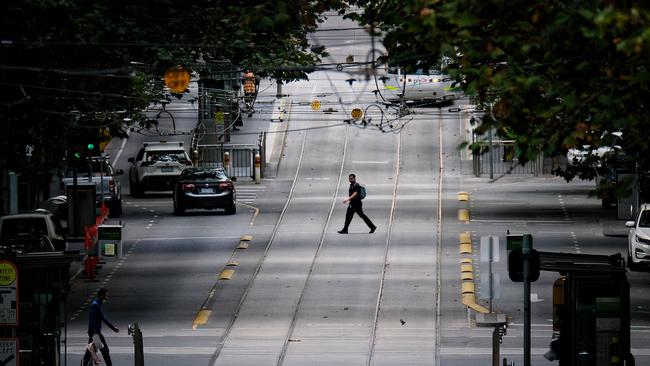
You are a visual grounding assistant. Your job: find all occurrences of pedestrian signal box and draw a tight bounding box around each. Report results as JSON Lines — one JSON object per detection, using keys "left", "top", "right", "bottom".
{"left": 507, "top": 248, "right": 540, "bottom": 282}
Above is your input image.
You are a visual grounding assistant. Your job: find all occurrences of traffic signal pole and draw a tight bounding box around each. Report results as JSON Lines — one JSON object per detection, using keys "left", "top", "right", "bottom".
{"left": 523, "top": 234, "right": 532, "bottom": 366}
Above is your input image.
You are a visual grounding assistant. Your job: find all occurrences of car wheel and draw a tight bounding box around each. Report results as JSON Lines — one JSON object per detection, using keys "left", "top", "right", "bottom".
{"left": 628, "top": 252, "right": 638, "bottom": 271}
{"left": 225, "top": 204, "right": 236, "bottom": 215}
{"left": 131, "top": 182, "right": 143, "bottom": 197}
{"left": 173, "top": 198, "right": 185, "bottom": 216}
{"left": 109, "top": 199, "right": 122, "bottom": 218}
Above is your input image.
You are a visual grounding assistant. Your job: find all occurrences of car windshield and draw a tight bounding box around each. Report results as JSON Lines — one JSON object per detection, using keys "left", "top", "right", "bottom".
{"left": 145, "top": 150, "right": 187, "bottom": 163}
{"left": 184, "top": 169, "right": 227, "bottom": 180}
{"left": 0, "top": 217, "right": 48, "bottom": 240}
{"left": 639, "top": 211, "right": 650, "bottom": 228}
{"left": 65, "top": 160, "right": 111, "bottom": 177}
{"left": 1, "top": 236, "right": 54, "bottom": 253}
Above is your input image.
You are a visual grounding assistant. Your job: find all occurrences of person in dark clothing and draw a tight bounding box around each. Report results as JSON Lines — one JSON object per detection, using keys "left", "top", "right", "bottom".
{"left": 82, "top": 288, "right": 119, "bottom": 366}
{"left": 338, "top": 173, "right": 376, "bottom": 234}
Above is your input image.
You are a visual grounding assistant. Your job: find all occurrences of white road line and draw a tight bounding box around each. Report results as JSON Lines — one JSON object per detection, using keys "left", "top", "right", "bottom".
{"left": 471, "top": 219, "right": 572, "bottom": 224}
{"left": 133, "top": 236, "right": 242, "bottom": 241}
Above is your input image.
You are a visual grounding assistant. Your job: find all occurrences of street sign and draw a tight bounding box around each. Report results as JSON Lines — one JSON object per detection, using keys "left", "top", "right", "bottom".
{"left": 0, "top": 339, "right": 17, "bottom": 366}
{"left": 507, "top": 234, "right": 522, "bottom": 250}
{"left": 310, "top": 100, "right": 321, "bottom": 111}
{"left": 351, "top": 108, "right": 363, "bottom": 120}
{"left": 214, "top": 111, "right": 224, "bottom": 125}
{"left": 99, "top": 224, "right": 123, "bottom": 257}
{"left": 480, "top": 235, "right": 500, "bottom": 263}
{"left": 0, "top": 261, "right": 18, "bottom": 326}
{"left": 479, "top": 236, "right": 501, "bottom": 301}
{"left": 164, "top": 67, "right": 190, "bottom": 94}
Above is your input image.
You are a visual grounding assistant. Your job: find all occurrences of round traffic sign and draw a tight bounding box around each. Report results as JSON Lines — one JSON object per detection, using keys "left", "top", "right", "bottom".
{"left": 0, "top": 261, "right": 17, "bottom": 286}
{"left": 310, "top": 100, "right": 321, "bottom": 111}
{"left": 351, "top": 108, "right": 363, "bottom": 120}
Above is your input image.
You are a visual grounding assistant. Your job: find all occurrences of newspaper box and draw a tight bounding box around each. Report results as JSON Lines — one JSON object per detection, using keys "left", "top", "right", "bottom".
{"left": 98, "top": 224, "right": 123, "bottom": 257}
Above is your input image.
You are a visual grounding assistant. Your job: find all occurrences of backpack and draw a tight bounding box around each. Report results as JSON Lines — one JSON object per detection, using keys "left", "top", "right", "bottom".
{"left": 357, "top": 183, "right": 367, "bottom": 200}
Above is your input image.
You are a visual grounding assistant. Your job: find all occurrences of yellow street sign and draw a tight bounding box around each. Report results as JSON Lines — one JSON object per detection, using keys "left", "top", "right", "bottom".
{"left": 351, "top": 108, "right": 363, "bottom": 120}
{"left": 214, "top": 111, "right": 224, "bottom": 125}
{"left": 0, "top": 261, "right": 17, "bottom": 286}
{"left": 310, "top": 100, "right": 321, "bottom": 111}
{"left": 164, "top": 67, "right": 190, "bottom": 94}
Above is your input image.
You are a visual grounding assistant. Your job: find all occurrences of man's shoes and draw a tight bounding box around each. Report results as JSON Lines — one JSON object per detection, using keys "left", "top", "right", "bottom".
{"left": 337, "top": 229, "right": 348, "bottom": 234}
{"left": 369, "top": 226, "right": 376, "bottom": 234}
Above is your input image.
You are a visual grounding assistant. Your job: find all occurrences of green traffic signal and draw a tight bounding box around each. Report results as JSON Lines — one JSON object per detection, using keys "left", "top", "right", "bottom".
{"left": 87, "top": 143, "right": 95, "bottom": 150}
{"left": 74, "top": 151, "right": 81, "bottom": 159}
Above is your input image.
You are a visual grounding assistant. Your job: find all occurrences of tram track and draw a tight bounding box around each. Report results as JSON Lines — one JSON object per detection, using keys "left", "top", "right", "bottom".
{"left": 208, "top": 107, "right": 350, "bottom": 364}
{"left": 209, "top": 105, "right": 441, "bottom": 366}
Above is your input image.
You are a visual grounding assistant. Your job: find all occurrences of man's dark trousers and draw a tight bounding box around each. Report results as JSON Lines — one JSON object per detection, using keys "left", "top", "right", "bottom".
{"left": 343, "top": 202, "right": 375, "bottom": 230}
{"left": 82, "top": 333, "right": 112, "bottom": 366}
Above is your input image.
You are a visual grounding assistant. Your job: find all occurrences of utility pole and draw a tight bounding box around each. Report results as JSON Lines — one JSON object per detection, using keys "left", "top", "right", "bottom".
{"left": 523, "top": 234, "right": 532, "bottom": 366}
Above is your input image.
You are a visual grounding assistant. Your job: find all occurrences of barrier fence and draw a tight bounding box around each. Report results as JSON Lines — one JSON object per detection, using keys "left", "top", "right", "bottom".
{"left": 472, "top": 140, "right": 544, "bottom": 177}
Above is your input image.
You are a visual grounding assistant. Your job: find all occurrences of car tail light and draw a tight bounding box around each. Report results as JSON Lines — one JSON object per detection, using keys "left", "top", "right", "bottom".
{"left": 108, "top": 179, "right": 115, "bottom": 192}
{"left": 219, "top": 182, "right": 233, "bottom": 190}
{"left": 182, "top": 183, "right": 196, "bottom": 191}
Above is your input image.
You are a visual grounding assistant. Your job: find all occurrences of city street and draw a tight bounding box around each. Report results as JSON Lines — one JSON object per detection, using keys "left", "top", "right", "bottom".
{"left": 58, "top": 15, "right": 650, "bottom": 366}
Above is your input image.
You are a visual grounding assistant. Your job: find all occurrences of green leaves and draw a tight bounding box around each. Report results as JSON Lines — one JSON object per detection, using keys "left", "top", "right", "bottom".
{"left": 1, "top": 0, "right": 335, "bottom": 168}
{"left": 348, "top": 0, "right": 650, "bottom": 184}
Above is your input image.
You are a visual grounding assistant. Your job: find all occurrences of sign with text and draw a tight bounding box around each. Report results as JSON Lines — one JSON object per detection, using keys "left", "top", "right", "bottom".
{"left": 0, "top": 338, "right": 18, "bottom": 366}
{"left": 0, "top": 261, "right": 18, "bottom": 326}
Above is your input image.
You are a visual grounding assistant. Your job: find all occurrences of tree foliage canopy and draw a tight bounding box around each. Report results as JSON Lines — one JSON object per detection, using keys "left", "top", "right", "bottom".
{"left": 0, "top": 0, "right": 342, "bottom": 173}
{"left": 346, "top": 0, "right": 650, "bottom": 181}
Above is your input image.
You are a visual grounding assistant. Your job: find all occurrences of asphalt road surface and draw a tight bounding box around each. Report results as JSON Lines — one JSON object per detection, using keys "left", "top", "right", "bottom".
{"left": 62, "top": 15, "right": 650, "bottom": 366}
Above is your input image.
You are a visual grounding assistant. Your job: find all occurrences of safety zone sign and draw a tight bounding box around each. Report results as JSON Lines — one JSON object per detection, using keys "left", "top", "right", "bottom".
{"left": 0, "top": 261, "right": 18, "bottom": 326}
{"left": 0, "top": 338, "right": 18, "bottom": 366}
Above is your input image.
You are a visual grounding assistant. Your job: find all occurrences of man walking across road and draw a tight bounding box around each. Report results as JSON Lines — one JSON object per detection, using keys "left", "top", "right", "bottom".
{"left": 338, "top": 173, "right": 376, "bottom": 234}
{"left": 82, "top": 288, "right": 119, "bottom": 366}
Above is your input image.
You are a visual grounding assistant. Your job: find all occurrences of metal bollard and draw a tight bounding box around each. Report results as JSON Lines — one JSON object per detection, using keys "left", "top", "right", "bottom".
{"left": 128, "top": 323, "right": 144, "bottom": 366}
{"left": 254, "top": 153, "right": 261, "bottom": 184}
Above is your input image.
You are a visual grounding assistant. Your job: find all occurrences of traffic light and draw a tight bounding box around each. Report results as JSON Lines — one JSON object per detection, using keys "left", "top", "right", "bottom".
{"left": 68, "top": 139, "right": 99, "bottom": 164}
{"left": 84, "top": 140, "right": 100, "bottom": 157}
{"left": 508, "top": 248, "right": 541, "bottom": 282}
{"left": 70, "top": 145, "right": 83, "bottom": 161}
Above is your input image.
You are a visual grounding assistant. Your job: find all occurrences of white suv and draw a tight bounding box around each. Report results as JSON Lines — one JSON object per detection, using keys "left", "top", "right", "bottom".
{"left": 128, "top": 141, "right": 192, "bottom": 197}
{"left": 626, "top": 203, "right": 650, "bottom": 270}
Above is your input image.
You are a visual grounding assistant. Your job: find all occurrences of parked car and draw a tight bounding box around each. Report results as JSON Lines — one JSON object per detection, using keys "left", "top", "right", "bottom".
{"left": 626, "top": 203, "right": 650, "bottom": 270}
{"left": 41, "top": 195, "right": 68, "bottom": 226}
{"left": 0, "top": 234, "right": 56, "bottom": 254}
{"left": 61, "top": 157, "right": 123, "bottom": 217}
{"left": 129, "top": 141, "right": 192, "bottom": 197}
{"left": 173, "top": 167, "right": 236, "bottom": 215}
{"left": 0, "top": 210, "right": 67, "bottom": 251}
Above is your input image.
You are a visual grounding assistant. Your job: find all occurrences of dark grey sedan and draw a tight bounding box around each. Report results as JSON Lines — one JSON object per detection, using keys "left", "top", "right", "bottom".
{"left": 173, "top": 167, "right": 236, "bottom": 215}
